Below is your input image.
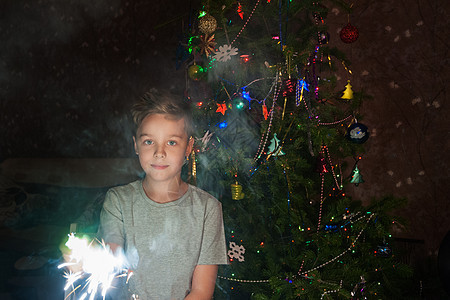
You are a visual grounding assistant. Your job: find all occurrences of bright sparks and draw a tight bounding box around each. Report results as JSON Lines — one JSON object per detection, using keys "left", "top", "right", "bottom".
{"left": 58, "top": 233, "right": 129, "bottom": 300}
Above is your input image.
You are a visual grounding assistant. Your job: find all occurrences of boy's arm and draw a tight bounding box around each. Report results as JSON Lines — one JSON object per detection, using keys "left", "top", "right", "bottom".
{"left": 185, "top": 264, "right": 218, "bottom": 300}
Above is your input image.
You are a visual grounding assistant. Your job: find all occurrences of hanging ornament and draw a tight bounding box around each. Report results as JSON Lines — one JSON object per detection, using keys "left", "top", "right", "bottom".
{"left": 231, "top": 182, "right": 245, "bottom": 200}
{"left": 237, "top": 2, "right": 244, "bottom": 19}
{"left": 216, "top": 103, "right": 227, "bottom": 115}
{"left": 228, "top": 241, "right": 245, "bottom": 262}
{"left": 232, "top": 96, "right": 247, "bottom": 110}
{"left": 340, "top": 23, "right": 359, "bottom": 43}
{"left": 374, "top": 240, "right": 393, "bottom": 258}
{"left": 346, "top": 122, "right": 370, "bottom": 144}
{"left": 188, "top": 149, "right": 197, "bottom": 185}
{"left": 267, "top": 133, "right": 285, "bottom": 157}
{"left": 350, "top": 164, "right": 364, "bottom": 186}
{"left": 197, "top": 130, "right": 213, "bottom": 152}
{"left": 351, "top": 276, "right": 367, "bottom": 299}
{"left": 341, "top": 80, "right": 353, "bottom": 99}
{"left": 316, "top": 152, "right": 329, "bottom": 175}
{"left": 199, "top": 34, "right": 216, "bottom": 57}
{"left": 282, "top": 78, "right": 297, "bottom": 97}
{"left": 262, "top": 103, "right": 269, "bottom": 120}
{"left": 318, "top": 31, "right": 330, "bottom": 45}
{"left": 188, "top": 64, "right": 204, "bottom": 81}
{"left": 198, "top": 13, "right": 217, "bottom": 35}
{"left": 213, "top": 44, "right": 239, "bottom": 62}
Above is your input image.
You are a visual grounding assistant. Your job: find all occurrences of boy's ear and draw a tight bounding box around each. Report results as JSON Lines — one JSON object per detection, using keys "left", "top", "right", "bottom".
{"left": 133, "top": 136, "right": 138, "bottom": 155}
{"left": 185, "top": 136, "right": 194, "bottom": 156}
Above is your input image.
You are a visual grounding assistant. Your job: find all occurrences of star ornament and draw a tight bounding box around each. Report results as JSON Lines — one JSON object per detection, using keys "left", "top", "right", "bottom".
{"left": 199, "top": 34, "right": 216, "bottom": 57}
{"left": 213, "top": 44, "right": 238, "bottom": 62}
{"left": 216, "top": 103, "right": 227, "bottom": 115}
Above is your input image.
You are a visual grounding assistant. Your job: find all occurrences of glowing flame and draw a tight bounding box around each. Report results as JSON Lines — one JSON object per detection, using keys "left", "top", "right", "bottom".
{"left": 58, "top": 233, "right": 129, "bottom": 300}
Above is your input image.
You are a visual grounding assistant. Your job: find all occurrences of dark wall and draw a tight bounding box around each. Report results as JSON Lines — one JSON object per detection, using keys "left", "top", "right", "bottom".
{"left": 325, "top": 0, "right": 449, "bottom": 253}
{"left": 0, "top": 0, "right": 191, "bottom": 158}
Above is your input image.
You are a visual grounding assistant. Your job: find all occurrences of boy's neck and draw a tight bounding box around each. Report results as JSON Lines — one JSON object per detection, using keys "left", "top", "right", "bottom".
{"left": 142, "top": 177, "right": 188, "bottom": 203}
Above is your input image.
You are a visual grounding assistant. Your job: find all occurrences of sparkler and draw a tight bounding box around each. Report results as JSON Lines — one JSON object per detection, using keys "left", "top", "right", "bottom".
{"left": 58, "top": 233, "right": 131, "bottom": 300}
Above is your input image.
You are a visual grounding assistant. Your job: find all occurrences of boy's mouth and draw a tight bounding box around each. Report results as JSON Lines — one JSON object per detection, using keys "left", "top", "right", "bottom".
{"left": 151, "top": 164, "right": 169, "bottom": 170}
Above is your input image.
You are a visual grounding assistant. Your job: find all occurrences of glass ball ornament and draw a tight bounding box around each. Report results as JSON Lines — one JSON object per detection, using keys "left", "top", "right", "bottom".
{"left": 232, "top": 96, "right": 247, "bottom": 110}
{"left": 198, "top": 13, "right": 217, "bottom": 35}
{"left": 340, "top": 23, "right": 359, "bottom": 43}
{"left": 188, "top": 64, "right": 203, "bottom": 81}
{"left": 346, "top": 122, "right": 369, "bottom": 144}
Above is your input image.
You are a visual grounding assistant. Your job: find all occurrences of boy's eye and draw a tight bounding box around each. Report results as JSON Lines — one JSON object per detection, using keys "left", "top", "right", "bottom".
{"left": 143, "top": 140, "right": 153, "bottom": 145}
{"left": 168, "top": 141, "right": 177, "bottom": 146}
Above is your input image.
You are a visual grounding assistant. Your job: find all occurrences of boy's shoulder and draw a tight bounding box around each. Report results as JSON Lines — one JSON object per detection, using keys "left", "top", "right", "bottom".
{"left": 187, "top": 185, "right": 223, "bottom": 208}
{"left": 107, "top": 179, "right": 141, "bottom": 195}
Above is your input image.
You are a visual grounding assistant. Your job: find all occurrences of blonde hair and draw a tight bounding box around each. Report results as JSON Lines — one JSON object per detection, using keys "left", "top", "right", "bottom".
{"left": 131, "top": 89, "right": 194, "bottom": 138}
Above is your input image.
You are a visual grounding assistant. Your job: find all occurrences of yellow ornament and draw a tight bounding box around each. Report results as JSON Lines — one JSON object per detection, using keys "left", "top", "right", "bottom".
{"left": 198, "top": 13, "right": 217, "bottom": 35}
{"left": 188, "top": 149, "right": 197, "bottom": 185}
{"left": 341, "top": 80, "right": 353, "bottom": 99}
{"left": 231, "top": 182, "right": 245, "bottom": 200}
{"left": 188, "top": 64, "right": 203, "bottom": 81}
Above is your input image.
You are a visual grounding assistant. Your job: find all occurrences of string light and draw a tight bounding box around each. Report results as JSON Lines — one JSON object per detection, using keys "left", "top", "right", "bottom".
{"left": 253, "top": 78, "right": 280, "bottom": 161}
{"left": 320, "top": 280, "right": 343, "bottom": 299}
{"left": 217, "top": 276, "right": 269, "bottom": 283}
{"left": 230, "top": 0, "right": 261, "bottom": 46}
{"left": 323, "top": 145, "right": 341, "bottom": 191}
{"left": 316, "top": 174, "right": 325, "bottom": 232}
{"left": 299, "top": 214, "right": 374, "bottom": 276}
{"left": 318, "top": 114, "right": 353, "bottom": 126}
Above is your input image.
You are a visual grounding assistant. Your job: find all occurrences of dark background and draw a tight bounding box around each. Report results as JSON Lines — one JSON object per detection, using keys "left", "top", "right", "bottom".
{"left": 0, "top": 0, "right": 449, "bottom": 297}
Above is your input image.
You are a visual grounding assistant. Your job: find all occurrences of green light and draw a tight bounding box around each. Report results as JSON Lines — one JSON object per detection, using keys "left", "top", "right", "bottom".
{"left": 198, "top": 11, "right": 206, "bottom": 18}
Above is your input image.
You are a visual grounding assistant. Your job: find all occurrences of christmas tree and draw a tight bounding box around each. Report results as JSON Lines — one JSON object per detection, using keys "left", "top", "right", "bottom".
{"left": 179, "top": 0, "right": 414, "bottom": 298}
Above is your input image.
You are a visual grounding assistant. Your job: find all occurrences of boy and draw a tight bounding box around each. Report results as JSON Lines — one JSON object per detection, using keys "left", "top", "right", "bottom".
{"left": 98, "top": 90, "right": 228, "bottom": 299}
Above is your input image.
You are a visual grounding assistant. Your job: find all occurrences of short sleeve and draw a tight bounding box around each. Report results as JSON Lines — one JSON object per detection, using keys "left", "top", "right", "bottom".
{"left": 197, "top": 199, "right": 229, "bottom": 265}
{"left": 98, "top": 189, "right": 125, "bottom": 247}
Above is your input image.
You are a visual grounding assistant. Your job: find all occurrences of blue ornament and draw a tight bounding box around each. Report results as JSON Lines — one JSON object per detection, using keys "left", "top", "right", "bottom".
{"left": 346, "top": 123, "right": 369, "bottom": 144}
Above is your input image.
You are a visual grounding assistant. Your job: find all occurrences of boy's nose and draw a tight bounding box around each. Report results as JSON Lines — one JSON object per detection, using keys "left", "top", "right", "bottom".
{"left": 153, "top": 146, "right": 166, "bottom": 158}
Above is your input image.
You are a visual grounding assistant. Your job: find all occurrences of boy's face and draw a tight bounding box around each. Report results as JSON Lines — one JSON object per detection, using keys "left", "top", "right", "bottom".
{"left": 133, "top": 113, "right": 193, "bottom": 185}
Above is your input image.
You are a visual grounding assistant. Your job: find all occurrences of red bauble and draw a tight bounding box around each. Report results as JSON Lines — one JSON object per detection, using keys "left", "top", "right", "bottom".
{"left": 339, "top": 23, "right": 359, "bottom": 43}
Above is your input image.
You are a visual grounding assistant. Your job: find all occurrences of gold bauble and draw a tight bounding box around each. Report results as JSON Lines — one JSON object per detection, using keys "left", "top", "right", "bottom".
{"left": 198, "top": 13, "right": 217, "bottom": 35}
{"left": 188, "top": 64, "right": 203, "bottom": 81}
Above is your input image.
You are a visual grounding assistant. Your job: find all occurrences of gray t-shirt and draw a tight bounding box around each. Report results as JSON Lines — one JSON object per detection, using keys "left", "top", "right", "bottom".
{"left": 98, "top": 180, "right": 228, "bottom": 299}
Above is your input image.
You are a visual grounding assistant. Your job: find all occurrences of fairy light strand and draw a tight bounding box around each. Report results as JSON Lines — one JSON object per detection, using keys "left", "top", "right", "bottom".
{"left": 321, "top": 280, "right": 343, "bottom": 299}
{"left": 217, "top": 275, "right": 269, "bottom": 283}
{"left": 299, "top": 213, "right": 375, "bottom": 276}
{"left": 230, "top": 0, "right": 261, "bottom": 46}
{"left": 217, "top": 214, "right": 374, "bottom": 286}
{"left": 253, "top": 80, "right": 280, "bottom": 161}
{"left": 316, "top": 174, "right": 325, "bottom": 232}
{"left": 318, "top": 114, "right": 353, "bottom": 126}
{"left": 324, "top": 145, "right": 341, "bottom": 191}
